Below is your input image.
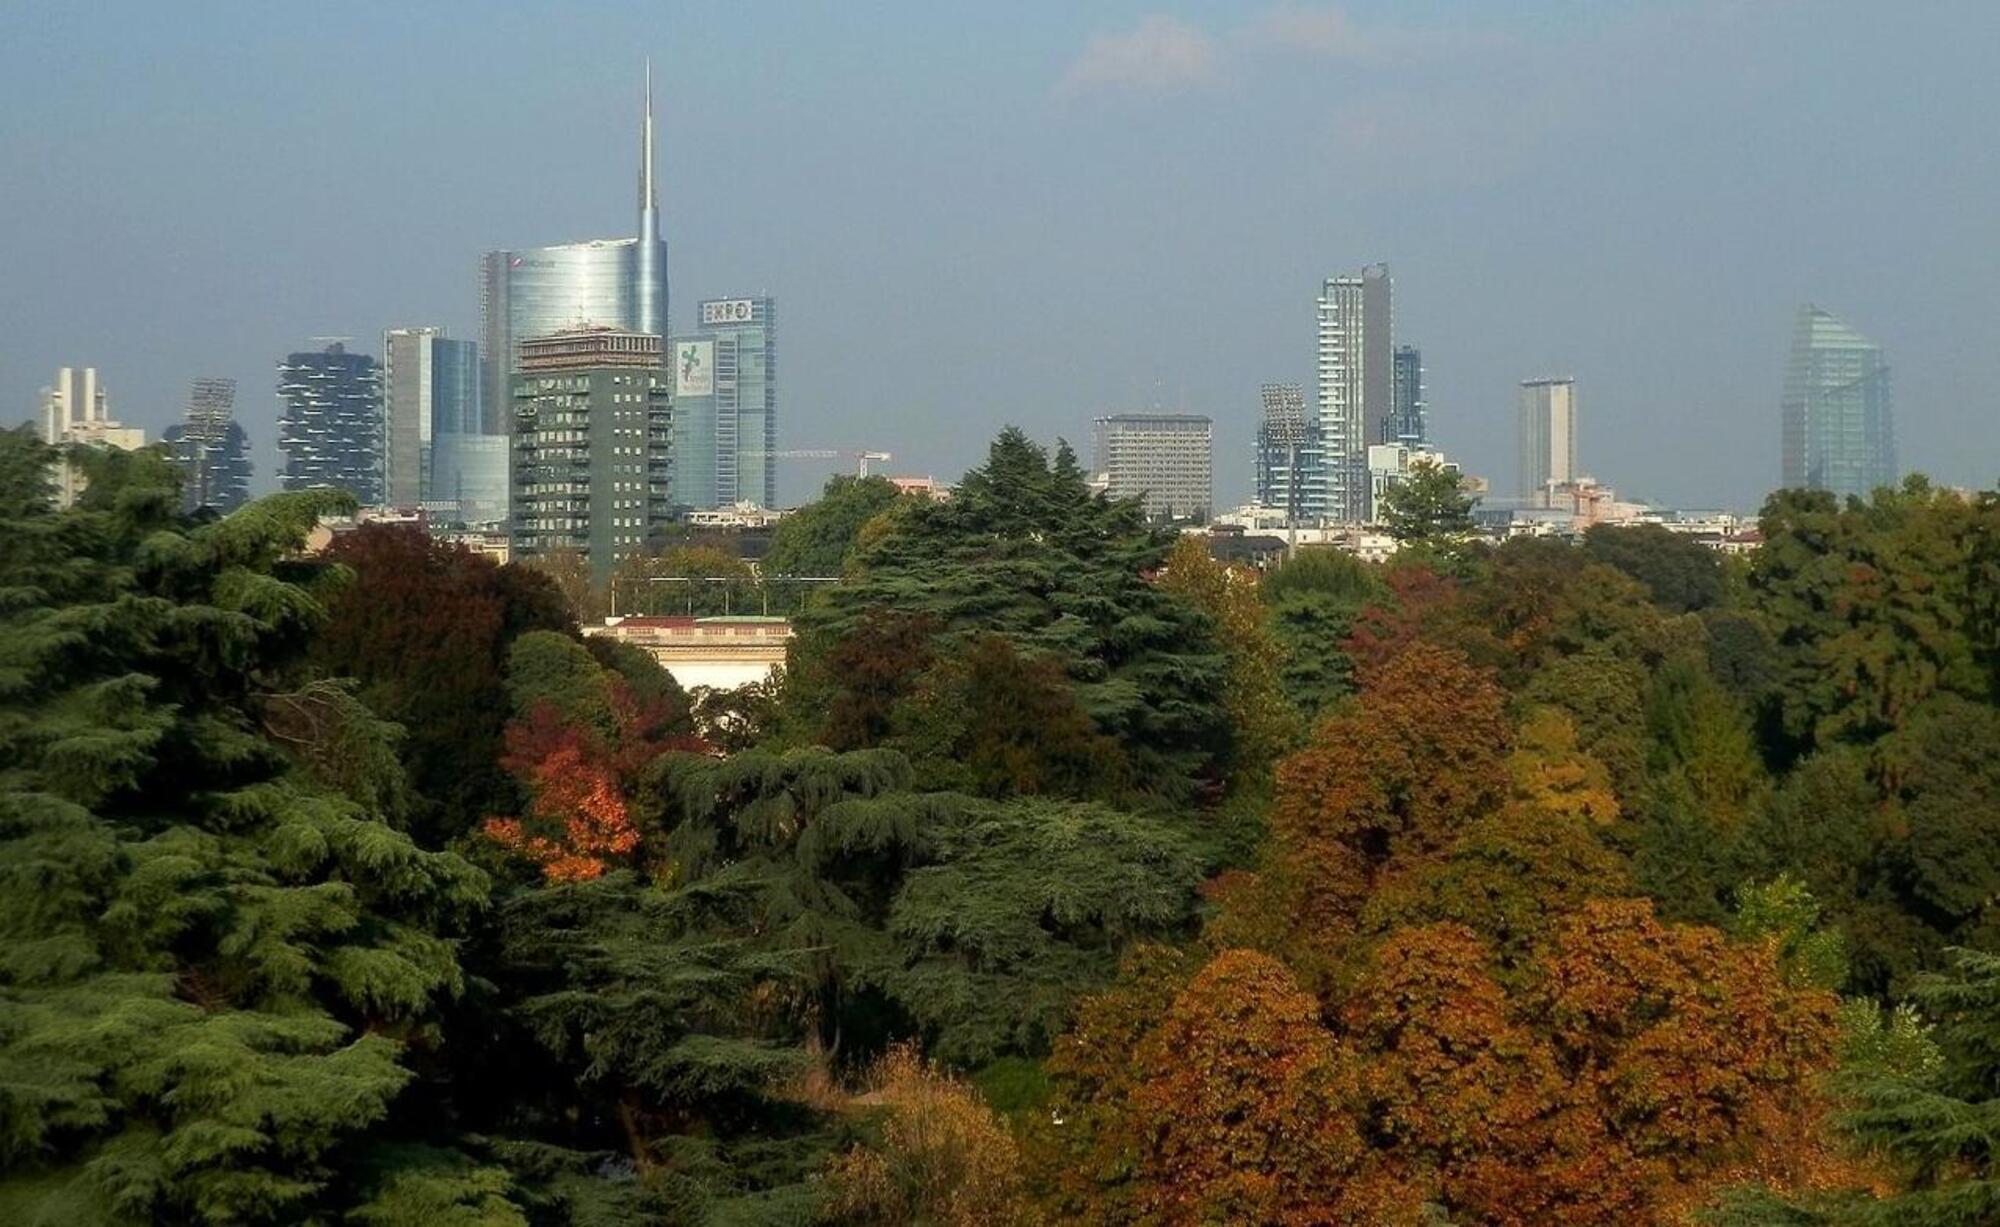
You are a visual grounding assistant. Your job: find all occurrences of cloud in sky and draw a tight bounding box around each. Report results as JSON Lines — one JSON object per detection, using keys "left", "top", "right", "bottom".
{"left": 1241, "top": 4, "right": 1376, "bottom": 60}
{"left": 1060, "top": 7, "right": 1507, "bottom": 100}
{"left": 1055, "top": 14, "right": 1219, "bottom": 100}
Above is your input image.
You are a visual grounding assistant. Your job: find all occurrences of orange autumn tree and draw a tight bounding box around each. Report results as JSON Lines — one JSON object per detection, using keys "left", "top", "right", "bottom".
{"left": 482, "top": 630, "right": 702, "bottom": 881}
{"left": 1219, "top": 639, "right": 1512, "bottom": 982}
{"left": 1127, "top": 949, "right": 1421, "bottom": 1227}
{"left": 1340, "top": 903, "right": 1842, "bottom": 1225}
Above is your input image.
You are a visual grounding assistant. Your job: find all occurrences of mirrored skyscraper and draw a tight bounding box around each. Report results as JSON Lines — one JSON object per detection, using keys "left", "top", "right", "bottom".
{"left": 480, "top": 66, "right": 669, "bottom": 442}
{"left": 1781, "top": 305, "right": 1895, "bottom": 501}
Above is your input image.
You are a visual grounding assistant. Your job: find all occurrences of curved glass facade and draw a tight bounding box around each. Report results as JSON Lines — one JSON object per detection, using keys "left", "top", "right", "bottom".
{"left": 480, "top": 238, "right": 668, "bottom": 431}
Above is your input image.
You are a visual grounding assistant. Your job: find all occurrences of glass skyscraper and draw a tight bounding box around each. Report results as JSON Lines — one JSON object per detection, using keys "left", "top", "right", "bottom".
{"left": 382, "top": 327, "right": 476, "bottom": 508}
{"left": 669, "top": 296, "right": 777, "bottom": 510}
{"left": 480, "top": 67, "right": 669, "bottom": 441}
{"left": 1388, "top": 345, "right": 1426, "bottom": 446}
{"left": 1781, "top": 304, "right": 1895, "bottom": 501}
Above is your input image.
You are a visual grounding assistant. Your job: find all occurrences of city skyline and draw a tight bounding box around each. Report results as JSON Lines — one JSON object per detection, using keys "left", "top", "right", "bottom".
{"left": 4, "top": 3, "right": 1996, "bottom": 509}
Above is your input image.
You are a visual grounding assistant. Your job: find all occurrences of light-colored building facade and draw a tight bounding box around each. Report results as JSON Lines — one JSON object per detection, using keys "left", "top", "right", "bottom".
{"left": 1314, "top": 264, "right": 1392, "bottom": 523}
{"left": 1517, "top": 377, "right": 1578, "bottom": 499}
{"left": 40, "top": 367, "right": 147, "bottom": 508}
{"left": 508, "top": 326, "right": 673, "bottom": 578}
{"left": 1092, "top": 412, "right": 1213, "bottom": 522}
{"left": 1781, "top": 304, "right": 1895, "bottom": 500}
{"left": 669, "top": 296, "right": 777, "bottom": 511}
{"left": 586, "top": 615, "right": 791, "bottom": 692}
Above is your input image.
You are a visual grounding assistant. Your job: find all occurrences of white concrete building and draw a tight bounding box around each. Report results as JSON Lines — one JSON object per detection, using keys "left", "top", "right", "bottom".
{"left": 40, "top": 367, "right": 146, "bottom": 507}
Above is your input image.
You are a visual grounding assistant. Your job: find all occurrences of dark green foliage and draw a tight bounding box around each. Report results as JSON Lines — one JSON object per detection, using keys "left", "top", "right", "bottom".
{"left": 0, "top": 430, "right": 497, "bottom": 1223}
{"left": 583, "top": 636, "right": 694, "bottom": 736}
{"left": 470, "top": 744, "right": 1206, "bottom": 1215}
{"left": 761, "top": 474, "right": 903, "bottom": 579}
{"left": 1703, "top": 607, "right": 1784, "bottom": 709}
{"left": 1260, "top": 547, "right": 1381, "bottom": 721}
{"left": 1583, "top": 522, "right": 1726, "bottom": 612}
{"left": 886, "top": 633, "right": 1132, "bottom": 800}
{"left": 1750, "top": 480, "right": 1990, "bottom": 753}
{"left": 505, "top": 631, "right": 622, "bottom": 734}
{"left": 634, "top": 747, "right": 1210, "bottom": 1066}
{"left": 310, "top": 525, "right": 570, "bottom": 845}
{"left": 786, "top": 429, "right": 1230, "bottom": 802}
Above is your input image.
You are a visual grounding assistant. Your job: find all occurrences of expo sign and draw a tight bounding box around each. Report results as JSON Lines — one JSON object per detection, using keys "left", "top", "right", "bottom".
{"left": 700, "top": 299, "right": 756, "bottom": 326}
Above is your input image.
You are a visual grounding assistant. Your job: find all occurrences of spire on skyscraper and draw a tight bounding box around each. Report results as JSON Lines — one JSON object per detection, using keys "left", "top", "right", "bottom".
{"left": 634, "top": 58, "right": 666, "bottom": 337}
{"left": 640, "top": 58, "right": 657, "bottom": 222}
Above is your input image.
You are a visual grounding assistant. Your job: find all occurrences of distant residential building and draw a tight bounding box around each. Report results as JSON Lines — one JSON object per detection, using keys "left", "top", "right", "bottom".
{"left": 279, "top": 342, "right": 383, "bottom": 503}
{"left": 40, "top": 367, "right": 147, "bottom": 508}
{"left": 163, "top": 377, "right": 251, "bottom": 514}
{"left": 480, "top": 68, "right": 667, "bottom": 438}
{"left": 1315, "top": 264, "right": 1393, "bottom": 522}
{"left": 508, "top": 326, "right": 673, "bottom": 577}
{"left": 670, "top": 296, "right": 776, "bottom": 511}
{"left": 1517, "top": 377, "right": 1578, "bottom": 499}
{"left": 1387, "top": 345, "right": 1426, "bottom": 445}
{"left": 1533, "top": 476, "right": 1649, "bottom": 527}
{"left": 1092, "top": 412, "right": 1213, "bottom": 522}
{"left": 1781, "top": 304, "right": 1895, "bottom": 500}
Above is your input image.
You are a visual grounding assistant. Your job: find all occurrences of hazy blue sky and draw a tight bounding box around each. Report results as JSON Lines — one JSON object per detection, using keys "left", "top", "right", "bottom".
{"left": 3, "top": 1, "right": 1995, "bottom": 508}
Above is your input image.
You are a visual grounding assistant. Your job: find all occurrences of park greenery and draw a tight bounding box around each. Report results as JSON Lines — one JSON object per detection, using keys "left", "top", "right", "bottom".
{"left": 3, "top": 420, "right": 2000, "bottom": 1224}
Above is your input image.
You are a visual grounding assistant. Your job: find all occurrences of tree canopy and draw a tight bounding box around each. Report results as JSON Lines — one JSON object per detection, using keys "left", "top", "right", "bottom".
{"left": 5, "top": 423, "right": 1997, "bottom": 1224}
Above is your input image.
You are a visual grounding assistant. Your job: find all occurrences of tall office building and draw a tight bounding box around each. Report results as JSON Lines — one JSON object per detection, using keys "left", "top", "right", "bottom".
{"left": 1387, "top": 345, "right": 1426, "bottom": 446}
{"left": 480, "top": 66, "right": 669, "bottom": 440}
{"left": 509, "top": 326, "right": 672, "bottom": 577}
{"left": 1315, "top": 264, "right": 1392, "bottom": 522}
{"left": 1517, "top": 377, "right": 1578, "bottom": 499}
{"left": 382, "top": 326, "right": 480, "bottom": 510}
{"left": 278, "top": 342, "right": 383, "bottom": 504}
{"left": 669, "top": 296, "right": 777, "bottom": 510}
{"left": 40, "top": 366, "right": 147, "bottom": 508}
{"left": 163, "top": 377, "right": 251, "bottom": 513}
{"left": 1093, "top": 412, "right": 1213, "bottom": 522}
{"left": 431, "top": 340, "right": 508, "bottom": 527}
{"left": 1781, "top": 304, "right": 1895, "bottom": 500}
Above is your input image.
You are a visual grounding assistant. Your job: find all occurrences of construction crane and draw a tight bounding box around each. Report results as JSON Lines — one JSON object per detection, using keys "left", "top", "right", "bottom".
{"left": 748, "top": 448, "right": 893, "bottom": 478}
